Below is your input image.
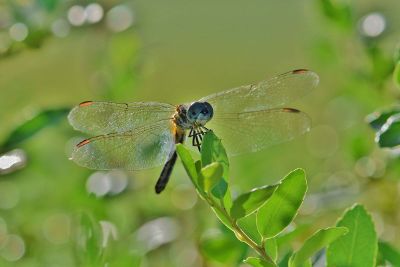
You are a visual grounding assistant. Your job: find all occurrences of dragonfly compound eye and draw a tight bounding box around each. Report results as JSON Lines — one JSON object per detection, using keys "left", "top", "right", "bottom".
{"left": 203, "top": 102, "right": 213, "bottom": 119}
{"left": 188, "top": 102, "right": 201, "bottom": 115}
{"left": 187, "top": 102, "right": 213, "bottom": 124}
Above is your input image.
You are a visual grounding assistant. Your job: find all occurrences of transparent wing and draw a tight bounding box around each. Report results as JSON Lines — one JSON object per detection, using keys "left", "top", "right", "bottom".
{"left": 206, "top": 108, "right": 311, "bottom": 156}
{"left": 68, "top": 101, "right": 176, "bottom": 135}
{"left": 71, "top": 120, "right": 175, "bottom": 170}
{"left": 199, "top": 69, "right": 319, "bottom": 114}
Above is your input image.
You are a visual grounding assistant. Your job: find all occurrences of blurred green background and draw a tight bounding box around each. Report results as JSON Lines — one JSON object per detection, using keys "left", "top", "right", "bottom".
{"left": 0, "top": 0, "right": 400, "bottom": 266}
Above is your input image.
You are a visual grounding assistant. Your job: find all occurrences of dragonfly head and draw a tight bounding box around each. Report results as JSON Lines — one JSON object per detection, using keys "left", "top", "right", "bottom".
{"left": 187, "top": 101, "right": 214, "bottom": 126}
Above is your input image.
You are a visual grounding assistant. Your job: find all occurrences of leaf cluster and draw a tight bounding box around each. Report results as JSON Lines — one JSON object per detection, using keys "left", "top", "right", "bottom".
{"left": 177, "top": 131, "right": 391, "bottom": 266}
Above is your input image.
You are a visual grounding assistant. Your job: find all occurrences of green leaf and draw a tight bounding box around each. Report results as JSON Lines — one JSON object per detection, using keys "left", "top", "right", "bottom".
{"left": 237, "top": 214, "right": 262, "bottom": 245}
{"left": 318, "top": 0, "right": 352, "bottom": 29}
{"left": 395, "top": 61, "right": 400, "bottom": 88}
{"left": 201, "top": 131, "right": 232, "bottom": 208}
{"left": 0, "top": 108, "right": 69, "bottom": 152}
{"left": 276, "top": 224, "right": 310, "bottom": 247}
{"left": 200, "top": 162, "right": 223, "bottom": 192}
{"left": 210, "top": 206, "right": 233, "bottom": 231}
{"left": 244, "top": 257, "right": 277, "bottom": 267}
{"left": 289, "top": 227, "right": 348, "bottom": 267}
{"left": 76, "top": 213, "right": 102, "bottom": 266}
{"left": 201, "top": 131, "right": 229, "bottom": 172}
{"left": 278, "top": 251, "right": 293, "bottom": 267}
{"left": 105, "top": 247, "right": 142, "bottom": 267}
{"left": 231, "top": 185, "right": 278, "bottom": 219}
{"left": 211, "top": 179, "right": 228, "bottom": 199}
{"left": 176, "top": 144, "right": 201, "bottom": 190}
{"left": 378, "top": 241, "right": 400, "bottom": 266}
{"left": 24, "top": 29, "right": 49, "bottom": 49}
{"left": 366, "top": 45, "right": 394, "bottom": 87}
{"left": 376, "top": 114, "right": 400, "bottom": 148}
{"left": 327, "top": 204, "right": 378, "bottom": 267}
{"left": 265, "top": 238, "right": 278, "bottom": 262}
{"left": 38, "top": 0, "right": 60, "bottom": 11}
{"left": 195, "top": 160, "right": 202, "bottom": 175}
{"left": 366, "top": 107, "right": 400, "bottom": 131}
{"left": 256, "top": 169, "right": 307, "bottom": 239}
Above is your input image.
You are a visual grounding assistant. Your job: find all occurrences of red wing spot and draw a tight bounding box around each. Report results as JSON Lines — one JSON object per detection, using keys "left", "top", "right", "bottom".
{"left": 79, "top": 101, "right": 94, "bottom": 107}
{"left": 292, "top": 69, "right": 309, "bottom": 74}
{"left": 283, "top": 108, "right": 300, "bottom": 113}
{"left": 77, "top": 139, "right": 91, "bottom": 147}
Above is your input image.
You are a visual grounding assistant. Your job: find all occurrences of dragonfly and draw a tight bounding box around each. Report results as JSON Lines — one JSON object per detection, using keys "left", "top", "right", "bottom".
{"left": 68, "top": 69, "right": 319, "bottom": 194}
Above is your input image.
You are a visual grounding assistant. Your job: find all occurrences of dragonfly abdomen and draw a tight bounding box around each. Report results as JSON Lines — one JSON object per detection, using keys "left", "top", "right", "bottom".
{"left": 155, "top": 124, "right": 186, "bottom": 193}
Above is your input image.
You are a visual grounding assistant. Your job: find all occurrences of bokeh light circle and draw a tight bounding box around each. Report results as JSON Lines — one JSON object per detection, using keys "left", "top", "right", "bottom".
{"left": 68, "top": 5, "right": 86, "bottom": 26}
{"left": 9, "top": 23, "right": 28, "bottom": 42}
{"left": 51, "top": 19, "right": 70, "bottom": 38}
{"left": 360, "top": 12, "right": 386, "bottom": 37}
{"left": 0, "top": 234, "right": 25, "bottom": 262}
{"left": 106, "top": 5, "right": 134, "bottom": 32}
{"left": 85, "top": 3, "right": 104, "bottom": 24}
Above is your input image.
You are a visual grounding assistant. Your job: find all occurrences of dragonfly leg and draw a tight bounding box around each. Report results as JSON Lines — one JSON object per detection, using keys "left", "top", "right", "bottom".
{"left": 192, "top": 130, "right": 202, "bottom": 152}
{"left": 189, "top": 127, "right": 209, "bottom": 152}
{"left": 194, "top": 135, "right": 201, "bottom": 152}
{"left": 193, "top": 128, "right": 200, "bottom": 147}
{"left": 189, "top": 128, "right": 196, "bottom": 146}
{"left": 197, "top": 126, "right": 210, "bottom": 142}
{"left": 198, "top": 127, "right": 204, "bottom": 135}
{"left": 193, "top": 132, "right": 199, "bottom": 147}
{"left": 192, "top": 132, "right": 196, "bottom": 147}
{"left": 200, "top": 126, "right": 210, "bottom": 132}
{"left": 188, "top": 128, "right": 194, "bottom": 137}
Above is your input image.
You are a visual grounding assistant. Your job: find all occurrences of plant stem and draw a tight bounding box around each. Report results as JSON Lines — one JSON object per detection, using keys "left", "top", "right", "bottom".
{"left": 232, "top": 220, "right": 273, "bottom": 263}
{"left": 206, "top": 195, "right": 275, "bottom": 265}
